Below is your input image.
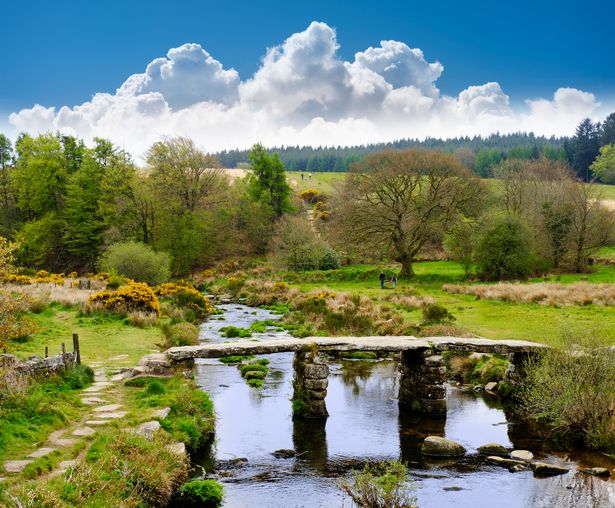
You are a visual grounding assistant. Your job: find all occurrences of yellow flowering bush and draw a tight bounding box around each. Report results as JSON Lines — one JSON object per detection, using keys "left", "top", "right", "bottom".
{"left": 89, "top": 282, "right": 160, "bottom": 314}
{"left": 221, "top": 260, "right": 239, "bottom": 273}
{"left": 68, "top": 271, "right": 78, "bottom": 278}
{"left": 154, "top": 282, "right": 215, "bottom": 319}
{"left": 6, "top": 274, "right": 32, "bottom": 285}
{"left": 299, "top": 188, "right": 320, "bottom": 204}
{"left": 202, "top": 269, "right": 214, "bottom": 278}
{"left": 273, "top": 281, "right": 289, "bottom": 292}
{"left": 34, "top": 273, "right": 65, "bottom": 285}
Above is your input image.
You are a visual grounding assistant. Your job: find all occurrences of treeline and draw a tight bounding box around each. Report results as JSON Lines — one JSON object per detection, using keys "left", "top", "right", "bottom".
{"left": 216, "top": 132, "right": 567, "bottom": 174}
{"left": 0, "top": 134, "right": 288, "bottom": 275}
{"left": 216, "top": 113, "right": 615, "bottom": 183}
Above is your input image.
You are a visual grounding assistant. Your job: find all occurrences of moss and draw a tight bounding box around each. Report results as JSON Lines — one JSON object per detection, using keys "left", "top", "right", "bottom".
{"left": 247, "top": 378, "right": 265, "bottom": 388}
{"left": 220, "top": 326, "right": 251, "bottom": 338}
{"left": 218, "top": 355, "right": 254, "bottom": 364}
{"left": 174, "top": 479, "right": 224, "bottom": 508}
{"left": 291, "top": 398, "right": 304, "bottom": 417}
{"left": 341, "top": 351, "right": 378, "bottom": 360}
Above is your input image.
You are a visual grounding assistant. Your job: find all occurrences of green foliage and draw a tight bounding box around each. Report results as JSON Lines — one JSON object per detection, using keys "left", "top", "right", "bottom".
{"left": 248, "top": 143, "right": 292, "bottom": 217}
{"left": 421, "top": 303, "right": 455, "bottom": 324}
{"left": 99, "top": 240, "right": 171, "bottom": 285}
{"left": 175, "top": 479, "right": 224, "bottom": 508}
{"left": 340, "top": 351, "right": 378, "bottom": 360}
{"left": 590, "top": 143, "right": 615, "bottom": 183}
{"left": 340, "top": 460, "right": 417, "bottom": 508}
{"left": 518, "top": 329, "right": 615, "bottom": 453}
{"left": 237, "top": 359, "right": 270, "bottom": 388}
{"left": 474, "top": 216, "right": 534, "bottom": 280}
{"left": 159, "top": 322, "right": 200, "bottom": 348}
{"left": 220, "top": 325, "right": 252, "bottom": 338}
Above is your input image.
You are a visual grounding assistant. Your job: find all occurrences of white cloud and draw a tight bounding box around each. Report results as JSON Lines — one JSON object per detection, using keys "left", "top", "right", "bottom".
{"left": 7, "top": 21, "right": 606, "bottom": 157}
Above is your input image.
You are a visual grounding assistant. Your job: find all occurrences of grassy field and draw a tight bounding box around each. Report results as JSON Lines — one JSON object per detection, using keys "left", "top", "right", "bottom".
{"left": 15, "top": 305, "right": 162, "bottom": 366}
{"left": 278, "top": 260, "right": 615, "bottom": 345}
{"left": 287, "top": 171, "right": 346, "bottom": 194}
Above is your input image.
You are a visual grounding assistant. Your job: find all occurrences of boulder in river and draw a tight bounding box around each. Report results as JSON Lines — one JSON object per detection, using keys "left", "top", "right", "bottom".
{"left": 272, "top": 449, "right": 296, "bottom": 459}
{"left": 485, "top": 456, "right": 527, "bottom": 470}
{"left": 477, "top": 443, "right": 509, "bottom": 456}
{"left": 421, "top": 436, "right": 466, "bottom": 457}
{"left": 531, "top": 462, "right": 569, "bottom": 476}
{"left": 510, "top": 450, "right": 534, "bottom": 462}
{"left": 579, "top": 467, "right": 611, "bottom": 477}
{"left": 484, "top": 381, "right": 498, "bottom": 392}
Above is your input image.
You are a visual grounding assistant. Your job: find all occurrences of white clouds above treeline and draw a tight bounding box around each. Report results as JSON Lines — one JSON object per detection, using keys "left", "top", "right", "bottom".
{"left": 7, "top": 21, "right": 607, "bottom": 157}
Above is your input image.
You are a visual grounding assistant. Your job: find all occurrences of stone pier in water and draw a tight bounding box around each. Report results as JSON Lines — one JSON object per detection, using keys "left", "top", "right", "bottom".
{"left": 166, "top": 335, "right": 544, "bottom": 417}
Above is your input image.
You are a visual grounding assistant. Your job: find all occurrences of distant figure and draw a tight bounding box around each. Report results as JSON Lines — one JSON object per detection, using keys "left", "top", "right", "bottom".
{"left": 308, "top": 173, "right": 312, "bottom": 180}
{"left": 391, "top": 274, "right": 397, "bottom": 289}
{"left": 301, "top": 173, "right": 304, "bottom": 180}
{"left": 379, "top": 271, "right": 386, "bottom": 289}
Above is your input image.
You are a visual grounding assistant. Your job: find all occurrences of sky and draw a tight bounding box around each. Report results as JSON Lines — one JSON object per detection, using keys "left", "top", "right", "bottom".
{"left": 2, "top": 0, "right": 614, "bottom": 156}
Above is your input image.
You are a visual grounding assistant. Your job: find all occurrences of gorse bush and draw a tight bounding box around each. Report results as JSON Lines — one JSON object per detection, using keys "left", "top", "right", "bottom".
{"left": 89, "top": 281, "right": 161, "bottom": 315}
{"left": 155, "top": 282, "right": 215, "bottom": 322}
{"left": 421, "top": 303, "right": 455, "bottom": 324}
{"left": 99, "top": 241, "right": 171, "bottom": 286}
{"left": 159, "top": 322, "right": 200, "bottom": 348}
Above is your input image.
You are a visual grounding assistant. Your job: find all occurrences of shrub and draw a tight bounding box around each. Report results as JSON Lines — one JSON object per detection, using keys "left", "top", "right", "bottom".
{"left": 155, "top": 283, "right": 215, "bottom": 321}
{"left": 99, "top": 241, "right": 171, "bottom": 286}
{"left": 89, "top": 281, "right": 161, "bottom": 315}
{"left": 517, "top": 329, "right": 615, "bottom": 453}
{"left": 6, "top": 274, "right": 32, "bottom": 285}
{"left": 299, "top": 188, "right": 320, "bottom": 204}
{"left": 127, "top": 310, "right": 158, "bottom": 328}
{"left": 474, "top": 216, "right": 534, "bottom": 280}
{"left": 174, "top": 479, "right": 224, "bottom": 508}
{"left": 421, "top": 303, "right": 455, "bottom": 324}
{"left": 159, "top": 322, "right": 200, "bottom": 348}
{"left": 339, "top": 460, "right": 417, "bottom": 508}
{"left": 0, "top": 291, "right": 39, "bottom": 347}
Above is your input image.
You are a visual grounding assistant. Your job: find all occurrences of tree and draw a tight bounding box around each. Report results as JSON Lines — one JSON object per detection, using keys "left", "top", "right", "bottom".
{"left": 248, "top": 144, "right": 292, "bottom": 217}
{"left": 567, "top": 118, "right": 600, "bottom": 181}
{"left": 600, "top": 112, "right": 615, "bottom": 146}
{"left": 336, "top": 149, "right": 483, "bottom": 276}
{"left": 146, "top": 137, "right": 223, "bottom": 213}
{"left": 474, "top": 216, "right": 534, "bottom": 280}
{"left": 590, "top": 144, "right": 615, "bottom": 184}
{"left": 98, "top": 241, "right": 171, "bottom": 285}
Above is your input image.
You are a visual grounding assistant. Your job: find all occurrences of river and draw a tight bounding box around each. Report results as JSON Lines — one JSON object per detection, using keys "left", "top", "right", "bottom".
{"left": 193, "top": 304, "right": 615, "bottom": 508}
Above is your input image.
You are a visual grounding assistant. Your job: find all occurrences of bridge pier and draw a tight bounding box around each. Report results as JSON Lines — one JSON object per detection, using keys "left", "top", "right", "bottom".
{"left": 293, "top": 350, "right": 329, "bottom": 418}
{"left": 398, "top": 350, "right": 447, "bottom": 415}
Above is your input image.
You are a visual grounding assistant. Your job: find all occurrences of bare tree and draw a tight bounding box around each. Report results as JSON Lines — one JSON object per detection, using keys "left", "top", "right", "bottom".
{"left": 335, "top": 149, "right": 483, "bottom": 276}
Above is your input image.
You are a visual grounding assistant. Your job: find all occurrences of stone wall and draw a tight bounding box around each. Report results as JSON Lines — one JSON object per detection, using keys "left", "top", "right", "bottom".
{"left": 398, "top": 350, "right": 447, "bottom": 415}
{"left": 0, "top": 352, "right": 77, "bottom": 378}
{"left": 292, "top": 350, "right": 329, "bottom": 418}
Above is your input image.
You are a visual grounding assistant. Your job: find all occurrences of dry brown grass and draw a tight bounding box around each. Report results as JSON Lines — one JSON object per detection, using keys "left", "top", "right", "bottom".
{"left": 379, "top": 293, "right": 436, "bottom": 309}
{"left": 443, "top": 282, "right": 615, "bottom": 306}
{"left": 6, "top": 283, "right": 97, "bottom": 307}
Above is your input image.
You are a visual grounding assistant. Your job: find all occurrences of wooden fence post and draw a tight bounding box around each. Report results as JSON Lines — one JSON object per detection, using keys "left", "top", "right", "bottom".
{"left": 72, "top": 333, "right": 81, "bottom": 365}
{"left": 44, "top": 346, "right": 48, "bottom": 358}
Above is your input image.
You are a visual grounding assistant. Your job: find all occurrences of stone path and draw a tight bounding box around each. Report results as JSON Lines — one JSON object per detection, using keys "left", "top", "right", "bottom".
{"left": 1, "top": 365, "right": 130, "bottom": 478}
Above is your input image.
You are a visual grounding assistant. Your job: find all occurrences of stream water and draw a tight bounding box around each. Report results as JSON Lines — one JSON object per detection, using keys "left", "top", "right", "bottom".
{"left": 194, "top": 304, "right": 615, "bottom": 508}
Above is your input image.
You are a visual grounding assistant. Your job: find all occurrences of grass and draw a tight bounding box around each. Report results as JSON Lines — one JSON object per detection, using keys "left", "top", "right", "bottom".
{"left": 11, "top": 304, "right": 163, "bottom": 366}
{"left": 0, "top": 364, "right": 93, "bottom": 463}
{"left": 287, "top": 171, "right": 346, "bottom": 194}
{"left": 265, "top": 260, "right": 615, "bottom": 345}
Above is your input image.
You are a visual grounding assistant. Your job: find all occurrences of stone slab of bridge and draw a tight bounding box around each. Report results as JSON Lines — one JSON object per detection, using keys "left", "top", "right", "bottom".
{"left": 166, "top": 336, "right": 544, "bottom": 418}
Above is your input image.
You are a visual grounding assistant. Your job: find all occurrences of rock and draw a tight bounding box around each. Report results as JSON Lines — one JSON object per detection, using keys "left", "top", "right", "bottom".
{"left": 424, "top": 355, "right": 445, "bottom": 367}
{"left": 81, "top": 397, "right": 107, "bottom": 405}
{"left": 72, "top": 427, "right": 96, "bottom": 437}
{"left": 510, "top": 464, "right": 527, "bottom": 473}
{"left": 477, "top": 443, "right": 509, "bottom": 456}
{"left": 153, "top": 407, "right": 171, "bottom": 419}
{"left": 473, "top": 385, "right": 484, "bottom": 392}
{"left": 305, "top": 389, "right": 327, "bottom": 400}
{"left": 28, "top": 447, "right": 56, "bottom": 459}
{"left": 271, "top": 449, "right": 296, "bottom": 459}
{"left": 93, "top": 403, "right": 122, "bottom": 413}
{"left": 85, "top": 420, "right": 110, "bottom": 426}
{"left": 579, "top": 467, "right": 611, "bottom": 477}
{"left": 4, "top": 460, "right": 33, "bottom": 473}
{"left": 484, "top": 382, "right": 498, "bottom": 392}
{"left": 303, "top": 364, "right": 329, "bottom": 379}
{"left": 485, "top": 456, "right": 527, "bottom": 469}
{"left": 166, "top": 442, "right": 187, "bottom": 456}
{"left": 442, "top": 486, "right": 464, "bottom": 491}
{"left": 531, "top": 462, "right": 569, "bottom": 476}
{"left": 58, "top": 460, "right": 78, "bottom": 471}
{"left": 136, "top": 421, "right": 161, "bottom": 440}
{"left": 510, "top": 450, "right": 533, "bottom": 462}
{"left": 304, "top": 378, "right": 328, "bottom": 390}
{"left": 96, "top": 411, "right": 127, "bottom": 419}
{"left": 421, "top": 436, "right": 467, "bottom": 457}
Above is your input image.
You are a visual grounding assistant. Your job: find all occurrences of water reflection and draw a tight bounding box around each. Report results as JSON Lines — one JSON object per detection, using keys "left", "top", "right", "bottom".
{"left": 194, "top": 304, "right": 614, "bottom": 508}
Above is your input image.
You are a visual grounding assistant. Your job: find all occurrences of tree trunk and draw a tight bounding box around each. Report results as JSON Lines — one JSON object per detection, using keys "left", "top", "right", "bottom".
{"left": 399, "top": 257, "right": 414, "bottom": 277}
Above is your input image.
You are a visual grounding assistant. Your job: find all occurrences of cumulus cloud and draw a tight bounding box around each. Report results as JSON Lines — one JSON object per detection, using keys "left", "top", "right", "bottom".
{"left": 7, "top": 21, "right": 605, "bottom": 157}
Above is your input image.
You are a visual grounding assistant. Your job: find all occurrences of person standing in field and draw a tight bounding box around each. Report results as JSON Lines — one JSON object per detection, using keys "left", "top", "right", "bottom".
{"left": 391, "top": 274, "right": 397, "bottom": 289}
{"left": 379, "top": 271, "right": 386, "bottom": 289}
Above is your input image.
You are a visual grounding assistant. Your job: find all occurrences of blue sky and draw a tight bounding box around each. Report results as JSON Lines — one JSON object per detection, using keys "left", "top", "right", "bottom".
{"left": 2, "top": 0, "right": 614, "bottom": 153}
